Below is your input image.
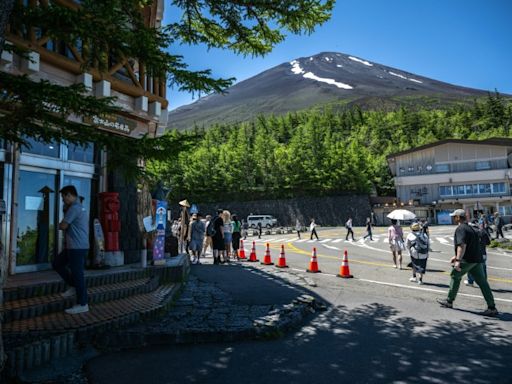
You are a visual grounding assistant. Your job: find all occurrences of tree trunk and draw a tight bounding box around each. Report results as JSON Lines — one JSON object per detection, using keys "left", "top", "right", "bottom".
{"left": 0, "top": 1, "right": 15, "bottom": 375}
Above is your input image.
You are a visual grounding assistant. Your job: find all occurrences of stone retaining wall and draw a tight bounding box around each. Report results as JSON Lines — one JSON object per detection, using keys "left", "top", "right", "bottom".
{"left": 171, "top": 195, "right": 371, "bottom": 227}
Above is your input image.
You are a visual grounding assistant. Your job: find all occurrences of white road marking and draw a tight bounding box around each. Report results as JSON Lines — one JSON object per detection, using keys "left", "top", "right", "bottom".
{"left": 319, "top": 239, "right": 332, "bottom": 243}
{"left": 332, "top": 239, "right": 344, "bottom": 243}
{"left": 436, "top": 237, "right": 450, "bottom": 244}
{"left": 296, "top": 239, "right": 308, "bottom": 243}
{"left": 323, "top": 244, "right": 341, "bottom": 251}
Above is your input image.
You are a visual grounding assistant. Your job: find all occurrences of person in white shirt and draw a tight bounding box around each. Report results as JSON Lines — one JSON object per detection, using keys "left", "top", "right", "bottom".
{"left": 310, "top": 218, "right": 319, "bottom": 240}
{"left": 406, "top": 222, "right": 429, "bottom": 284}
{"left": 345, "top": 217, "right": 355, "bottom": 241}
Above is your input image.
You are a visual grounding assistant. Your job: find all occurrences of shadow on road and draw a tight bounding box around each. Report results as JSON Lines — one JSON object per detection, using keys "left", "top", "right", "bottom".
{"left": 86, "top": 302, "right": 512, "bottom": 384}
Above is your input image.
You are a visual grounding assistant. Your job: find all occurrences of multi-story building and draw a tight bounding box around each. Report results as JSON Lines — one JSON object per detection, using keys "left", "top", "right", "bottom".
{"left": 0, "top": 1, "right": 168, "bottom": 274}
{"left": 386, "top": 138, "right": 512, "bottom": 224}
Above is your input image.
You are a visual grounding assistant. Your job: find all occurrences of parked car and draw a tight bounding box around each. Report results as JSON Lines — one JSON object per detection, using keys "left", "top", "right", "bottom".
{"left": 247, "top": 215, "right": 278, "bottom": 228}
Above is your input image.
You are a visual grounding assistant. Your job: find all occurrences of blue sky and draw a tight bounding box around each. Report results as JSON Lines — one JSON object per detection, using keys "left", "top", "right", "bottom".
{"left": 164, "top": 0, "right": 512, "bottom": 110}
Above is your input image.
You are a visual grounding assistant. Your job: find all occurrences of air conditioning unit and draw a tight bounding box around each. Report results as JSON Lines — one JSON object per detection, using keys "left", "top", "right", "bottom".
{"left": 149, "top": 101, "right": 161, "bottom": 117}
{"left": 77, "top": 73, "right": 93, "bottom": 92}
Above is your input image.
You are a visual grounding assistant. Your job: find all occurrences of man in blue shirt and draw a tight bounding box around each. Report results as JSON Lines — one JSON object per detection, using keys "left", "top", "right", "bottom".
{"left": 52, "top": 185, "right": 90, "bottom": 314}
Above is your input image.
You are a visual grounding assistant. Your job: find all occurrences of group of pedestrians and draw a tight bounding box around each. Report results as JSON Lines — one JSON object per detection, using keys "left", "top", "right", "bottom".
{"left": 385, "top": 210, "right": 498, "bottom": 316}
{"left": 182, "top": 209, "right": 246, "bottom": 265}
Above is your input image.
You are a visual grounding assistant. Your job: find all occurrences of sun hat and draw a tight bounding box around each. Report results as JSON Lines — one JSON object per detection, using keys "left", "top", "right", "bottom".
{"left": 179, "top": 199, "right": 190, "bottom": 208}
{"left": 411, "top": 222, "right": 421, "bottom": 231}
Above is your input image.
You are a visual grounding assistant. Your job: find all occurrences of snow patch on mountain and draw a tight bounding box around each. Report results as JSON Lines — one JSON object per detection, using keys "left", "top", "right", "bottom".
{"left": 290, "top": 60, "right": 352, "bottom": 89}
{"left": 290, "top": 60, "right": 305, "bottom": 74}
{"left": 303, "top": 72, "right": 353, "bottom": 89}
{"left": 349, "top": 56, "right": 373, "bottom": 66}
{"left": 388, "top": 71, "right": 423, "bottom": 84}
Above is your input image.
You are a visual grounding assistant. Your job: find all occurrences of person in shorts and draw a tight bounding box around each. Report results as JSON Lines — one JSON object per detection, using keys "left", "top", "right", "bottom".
{"left": 388, "top": 219, "right": 404, "bottom": 269}
{"left": 189, "top": 213, "right": 205, "bottom": 264}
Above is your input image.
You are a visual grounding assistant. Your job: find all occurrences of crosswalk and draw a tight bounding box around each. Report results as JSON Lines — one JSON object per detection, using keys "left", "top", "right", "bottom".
{"left": 242, "top": 235, "right": 455, "bottom": 246}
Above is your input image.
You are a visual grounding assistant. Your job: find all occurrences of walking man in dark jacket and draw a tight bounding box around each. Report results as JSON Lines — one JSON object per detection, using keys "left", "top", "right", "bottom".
{"left": 494, "top": 212, "right": 505, "bottom": 239}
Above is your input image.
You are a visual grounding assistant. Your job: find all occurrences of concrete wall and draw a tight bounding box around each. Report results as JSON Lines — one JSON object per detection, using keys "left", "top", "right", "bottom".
{"left": 170, "top": 195, "right": 372, "bottom": 227}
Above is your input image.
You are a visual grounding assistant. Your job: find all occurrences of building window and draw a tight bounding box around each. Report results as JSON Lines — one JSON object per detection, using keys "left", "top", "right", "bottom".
{"left": 426, "top": 165, "right": 433, "bottom": 171}
{"left": 435, "top": 164, "right": 450, "bottom": 173}
{"left": 479, "top": 184, "right": 491, "bottom": 194}
{"left": 439, "top": 186, "right": 452, "bottom": 196}
{"left": 476, "top": 161, "right": 491, "bottom": 170}
{"left": 492, "top": 183, "right": 505, "bottom": 194}
{"left": 456, "top": 185, "right": 466, "bottom": 195}
{"left": 68, "top": 142, "right": 94, "bottom": 163}
{"left": 21, "top": 137, "right": 60, "bottom": 158}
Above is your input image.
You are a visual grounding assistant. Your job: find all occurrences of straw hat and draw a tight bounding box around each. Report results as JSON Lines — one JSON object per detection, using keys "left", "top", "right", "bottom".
{"left": 411, "top": 222, "right": 421, "bottom": 231}
{"left": 179, "top": 199, "right": 190, "bottom": 208}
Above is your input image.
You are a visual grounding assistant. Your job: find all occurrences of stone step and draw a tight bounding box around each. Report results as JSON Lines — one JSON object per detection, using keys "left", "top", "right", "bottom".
{"left": 3, "top": 268, "right": 150, "bottom": 303}
{"left": 4, "top": 283, "right": 182, "bottom": 378}
{"left": 2, "top": 276, "right": 158, "bottom": 323}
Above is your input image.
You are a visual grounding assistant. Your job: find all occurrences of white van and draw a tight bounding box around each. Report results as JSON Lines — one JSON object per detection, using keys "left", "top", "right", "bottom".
{"left": 247, "top": 215, "right": 278, "bottom": 228}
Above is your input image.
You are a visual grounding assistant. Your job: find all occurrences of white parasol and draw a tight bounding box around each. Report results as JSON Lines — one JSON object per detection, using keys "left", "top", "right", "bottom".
{"left": 386, "top": 209, "right": 416, "bottom": 221}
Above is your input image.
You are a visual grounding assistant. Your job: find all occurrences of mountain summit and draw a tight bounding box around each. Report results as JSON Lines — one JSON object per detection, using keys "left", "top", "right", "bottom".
{"left": 167, "top": 52, "right": 489, "bottom": 130}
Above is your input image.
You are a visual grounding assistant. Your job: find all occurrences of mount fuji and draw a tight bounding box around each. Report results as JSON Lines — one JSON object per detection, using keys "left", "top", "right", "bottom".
{"left": 167, "top": 52, "right": 493, "bottom": 130}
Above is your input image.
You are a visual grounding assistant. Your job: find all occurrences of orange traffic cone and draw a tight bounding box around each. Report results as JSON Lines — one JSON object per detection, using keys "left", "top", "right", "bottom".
{"left": 276, "top": 244, "right": 289, "bottom": 268}
{"left": 337, "top": 249, "right": 353, "bottom": 278}
{"left": 248, "top": 241, "right": 259, "bottom": 262}
{"left": 307, "top": 247, "right": 321, "bottom": 273}
{"left": 239, "top": 239, "right": 247, "bottom": 260}
{"left": 261, "top": 243, "right": 274, "bottom": 265}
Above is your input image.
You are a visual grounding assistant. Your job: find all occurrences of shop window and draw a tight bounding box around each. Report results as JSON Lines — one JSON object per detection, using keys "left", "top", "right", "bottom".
{"left": 21, "top": 137, "right": 60, "bottom": 158}
{"left": 435, "top": 164, "right": 450, "bottom": 173}
{"left": 68, "top": 142, "right": 94, "bottom": 163}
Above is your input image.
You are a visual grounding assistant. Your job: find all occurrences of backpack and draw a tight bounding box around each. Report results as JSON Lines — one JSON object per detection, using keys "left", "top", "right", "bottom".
{"left": 206, "top": 219, "right": 216, "bottom": 237}
{"left": 479, "top": 228, "right": 491, "bottom": 246}
{"left": 412, "top": 232, "right": 429, "bottom": 254}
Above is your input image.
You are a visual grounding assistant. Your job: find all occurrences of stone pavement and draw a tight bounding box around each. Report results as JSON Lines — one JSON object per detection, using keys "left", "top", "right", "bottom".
{"left": 95, "top": 262, "right": 326, "bottom": 349}
{"left": 18, "top": 260, "right": 326, "bottom": 383}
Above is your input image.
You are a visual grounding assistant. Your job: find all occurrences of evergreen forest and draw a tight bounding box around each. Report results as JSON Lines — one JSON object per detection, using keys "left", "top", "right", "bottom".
{"left": 148, "top": 93, "right": 512, "bottom": 202}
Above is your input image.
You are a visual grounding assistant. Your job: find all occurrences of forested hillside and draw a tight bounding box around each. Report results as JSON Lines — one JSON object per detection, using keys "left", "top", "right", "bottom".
{"left": 149, "top": 93, "right": 512, "bottom": 202}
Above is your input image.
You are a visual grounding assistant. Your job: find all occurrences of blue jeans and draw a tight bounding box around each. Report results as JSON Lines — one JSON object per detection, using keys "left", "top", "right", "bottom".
{"left": 52, "top": 249, "right": 88, "bottom": 305}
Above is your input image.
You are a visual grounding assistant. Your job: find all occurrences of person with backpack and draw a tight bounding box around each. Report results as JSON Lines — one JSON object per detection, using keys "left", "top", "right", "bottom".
{"left": 231, "top": 214, "right": 242, "bottom": 260}
{"left": 494, "top": 212, "right": 505, "bottom": 239}
{"left": 437, "top": 209, "right": 498, "bottom": 317}
{"left": 465, "top": 221, "right": 491, "bottom": 286}
{"left": 210, "top": 209, "right": 224, "bottom": 265}
{"left": 406, "top": 222, "right": 429, "bottom": 284}
{"left": 363, "top": 217, "right": 373, "bottom": 241}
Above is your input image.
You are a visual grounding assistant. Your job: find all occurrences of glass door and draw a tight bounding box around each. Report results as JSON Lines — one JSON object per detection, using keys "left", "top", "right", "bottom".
{"left": 16, "top": 170, "right": 57, "bottom": 269}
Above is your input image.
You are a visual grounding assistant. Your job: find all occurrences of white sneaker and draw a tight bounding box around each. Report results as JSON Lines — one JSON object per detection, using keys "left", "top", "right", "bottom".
{"left": 409, "top": 277, "right": 417, "bottom": 282}
{"left": 464, "top": 280, "right": 473, "bottom": 286}
{"left": 65, "top": 304, "right": 89, "bottom": 314}
{"left": 61, "top": 287, "right": 75, "bottom": 298}
{"left": 417, "top": 280, "right": 423, "bottom": 285}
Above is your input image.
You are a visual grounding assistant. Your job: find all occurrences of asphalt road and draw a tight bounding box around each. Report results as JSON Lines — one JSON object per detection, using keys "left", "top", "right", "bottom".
{"left": 86, "top": 226, "right": 512, "bottom": 384}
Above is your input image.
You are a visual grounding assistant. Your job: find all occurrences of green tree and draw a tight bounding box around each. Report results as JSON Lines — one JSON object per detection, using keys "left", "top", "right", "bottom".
{"left": 0, "top": 0, "right": 336, "bottom": 373}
